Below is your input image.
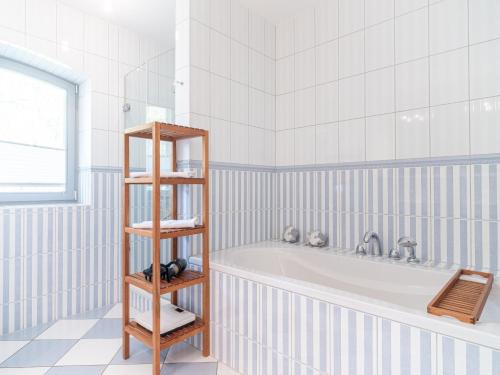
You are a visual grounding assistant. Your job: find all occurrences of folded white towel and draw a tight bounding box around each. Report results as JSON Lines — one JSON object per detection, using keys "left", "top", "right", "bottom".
{"left": 129, "top": 170, "right": 196, "bottom": 178}
{"left": 132, "top": 217, "right": 199, "bottom": 229}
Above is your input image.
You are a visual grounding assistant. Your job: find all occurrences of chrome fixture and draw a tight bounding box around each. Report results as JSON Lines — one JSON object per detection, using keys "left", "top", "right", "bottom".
{"left": 122, "top": 103, "right": 131, "bottom": 112}
{"left": 356, "top": 231, "right": 383, "bottom": 256}
{"left": 397, "top": 237, "right": 420, "bottom": 263}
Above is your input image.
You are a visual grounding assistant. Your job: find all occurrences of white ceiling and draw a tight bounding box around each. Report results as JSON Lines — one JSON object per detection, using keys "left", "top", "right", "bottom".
{"left": 61, "top": 0, "right": 176, "bottom": 48}
{"left": 239, "top": 0, "right": 322, "bottom": 23}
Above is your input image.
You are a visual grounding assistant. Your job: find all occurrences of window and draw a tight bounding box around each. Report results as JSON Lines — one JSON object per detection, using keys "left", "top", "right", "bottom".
{"left": 0, "top": 57, "right": 77, "bottom": 203}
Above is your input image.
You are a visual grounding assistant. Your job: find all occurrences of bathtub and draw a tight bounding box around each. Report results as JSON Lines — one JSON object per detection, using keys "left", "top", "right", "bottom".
{"left": 193, "top": 241, "right": 500, "bottom": 351}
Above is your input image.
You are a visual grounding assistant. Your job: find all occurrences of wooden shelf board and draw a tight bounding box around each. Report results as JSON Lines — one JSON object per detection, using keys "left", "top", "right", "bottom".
{"left": 124, "top": 225, "right": 206, "bottom": 239}
{"left": 124, "top": 177, "right": 205, "bottom": 185}
{"left": 125, "top": 318, "right": 205, "bottom": 350}
{"left": 125, "top": 270, "right": 207, "bottom": 295}
{"left": 125, "top": 122, "right": 207, "bottom": 141}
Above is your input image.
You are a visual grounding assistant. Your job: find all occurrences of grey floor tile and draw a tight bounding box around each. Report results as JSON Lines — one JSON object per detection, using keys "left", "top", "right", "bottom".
{"left": 111, "top": 338, "right": 168, "bottom": 365}
{"left": 161, "top": 362, "right": 217, "bottom": 375}
{"left": 83, "top": 319, "right": 122, "bottom": 339}
{"left": 0, "top": 322, "right": 54, "bottom": 341}
{"left": 0, "top": 339, "right": 77, "bottom": 367}
{"left": 68, "top": 306, "right": 113, "bottom": 320}
{"left": 46, "top": 365, "right": 106, "bottom": 375}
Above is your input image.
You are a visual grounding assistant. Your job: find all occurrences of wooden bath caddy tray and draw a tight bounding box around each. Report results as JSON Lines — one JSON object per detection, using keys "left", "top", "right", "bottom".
{"left": 427, "top": 269, "right": 494, "bottom": 324}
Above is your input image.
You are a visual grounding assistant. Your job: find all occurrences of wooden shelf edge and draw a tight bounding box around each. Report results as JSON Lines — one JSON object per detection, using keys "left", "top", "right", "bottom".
{"left": 125, "top": 318, "right": 206, "bottom": 350}
{"left": 124, "top": 270, "right": 207, "bottom": 295}
{"left": 124, "top": 226, "right": 206, "bottom": 239}
{"left": 124, "top": 177, "right": 206, "bottom": 185}
{"left": 124, "top": 122, "right": 208, "bottom": 141}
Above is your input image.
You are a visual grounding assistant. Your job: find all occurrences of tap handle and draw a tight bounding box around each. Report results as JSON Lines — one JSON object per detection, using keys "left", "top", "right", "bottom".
{"left": 397, "top": 236, "right": 417, "bottom": 247}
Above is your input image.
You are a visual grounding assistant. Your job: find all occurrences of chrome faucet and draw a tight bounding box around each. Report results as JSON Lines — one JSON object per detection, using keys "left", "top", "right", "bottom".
{"left": 356, "top": 231, "right": 383, "bottom": 256}
{"left": 392, "top": 237, "right": 420, "bottom": 263}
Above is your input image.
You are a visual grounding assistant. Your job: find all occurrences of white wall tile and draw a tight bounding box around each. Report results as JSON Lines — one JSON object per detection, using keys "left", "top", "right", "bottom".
{"left": 210, "top": 30, "right": 230, "bottom": 78}
{"left": 210, "top": 119, "right": 231, "bottom": 162}
{"left": 339, "top": 0, "right": 364, "bottom": 36}
{"left": 276, "top": 93, "right": 294, "bottom": 131}
{"left": 249, "top": 126, "right": 266, "bottom": 165}
{"left": 190, "top": 0, "right": 210, "bottom": 25}
{"left": 0, "top": 26, "right": 25, "bottom": 46}
{"left": 430, "top": 47, "right": 468, "bottom": 106}
{"left": 108, "top": 96, "right": 120, "bottom": 133}
{"left": 191, "top": 67, "right": 210, "bottom": 115}
{"left": 276, "top": 19, "right": 294, "bottom": 58}
{"left": 58, "top": 45, "right": 84, "bottom": 73}
{"left": 366, "top": 66, "right": 395, "bottom": 116}
{"left": 365, "top": 20, "right": 394, "bottom": 71}
{"left": 231, "top": 0, "right": 249, "bottom": 45}
{"left": 118, "top": 28, "right": 140, "bottom": 66}
{"left": 294, "top": 49, "right": 315, "bottom": 90}
{"left": 429, "top": 0, "right": 468, "bottom": 54}
{"left": 469, "top": 0, "right": 500, "bottom": 44}
{"left": 190, "top": 20, "right": 210, "bottom": 70}
{"left": 294, "top": 126, "right": 316, "bottom": 165}
{"left": 230, "top": 40, "right": 249, "bottom": 84}
{"left": 0, "top": 0, "right": 25, "bottom": 32}
{"left": 175, "top": 20, "right": 189, "bottom": 70}
{"left": 470, "top": 38, "right": 500, "bottom": 100}
{"left": 91, "top": 93, "right": 109, "bottom": 130}
{"left": 315, "top": 123, "right": 339, "bottom": 163}
{"left": 315, "top": 0, "right": 339, "bottom": 45}
{"left": 249, "top": 13, "right": 265, "bottom": 54}
{"left": 27, "top": 36, "right": 57, "bottom": 59}
{"left": 339, "top": 119, "right": 365, "bottom": 162}
{"left": 211, "top": 0, "right": 230, "bottom": 35}
{"left": 264, "top": 93, "right": 275, "bottom": 131}
{"left": 276, "top": 56, "right": 294, "bottom": 95}
{"left": 395, "top": 8, "right": 428, "bottom": 64}
{"left": 366, "top": 113, "right": 395, "bottom": 160}
{"left": 249, "top": 88, "right": 266, "bottom": 128}
{"left": 26, "top": 0, "right": 56, "bottom": 41}
{"left": 249, "top": 50, "right": 265, "bottom": 91}
{"left": 264, "top": 57, "right": 276, "bottom": 95}
{"left": 430, "top": 102, "right": 469, "bottom": 157}
{"left": 294, "top": 8, "right": 315, "bottom": 52}
{"left": 230, "top": 81, "right": 249, "bottom": 124}
{"left": 470, "top": 96, "right": 500, "bottom": 154}
{"left": 210, "top": 74, "right": 230, "bottom": 120}
{"left": 57, "top": 3, "right": 84, "bottom": 51}
{"left": 339, "top": 30, "right": 364, "bottom": 78}
{"left": 316, "top": 40, "right": 338, "bottom": 84}
{"left": 395, "top": 0, "right": 428, "bottom": 17}
{"left": 396, "top": 108, "right": 430, "bottom": 159}
{"left": 295, "top": 87, "right": 315, "bottom": 128}
{"left": 365, "top": 0, "right": 394, "bottom": 27}
{"left": 85, "top": 53, "right": 109, "bottom": 94}
{"left": 339, "top": 75, "right": 365, "bottom": 121}
{"left": 276, "top": 129, "right": 294, "bottom": 166}
{"left": 264, "top": 21, "right": 276, "bottom": 59}
{"left": 85, "top": 15, "right": 109, "bottom": 58}
{"left": 316, "top": 82, "right": 339, "bottom": 124}
{"left": 396, "top": 58, "right": 429, "bottom": 111}
{"left": 91, "top": 129, "right": 109, "bottom": 167}
{"left": 230, "top": 123, "right": 249, "bottom": 163}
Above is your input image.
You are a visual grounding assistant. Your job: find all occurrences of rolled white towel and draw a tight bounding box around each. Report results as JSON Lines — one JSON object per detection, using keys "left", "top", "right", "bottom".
{"left": 132, "top": 217, "right": 199, "bottom": 229}
{"left": 129, "top": 170, "right": 196, "bottom": 178}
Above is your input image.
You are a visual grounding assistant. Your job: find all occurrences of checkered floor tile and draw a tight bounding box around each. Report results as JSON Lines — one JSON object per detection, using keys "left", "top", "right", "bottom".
{"left": 0, "top": 303, "right": 239, "bottom": 375}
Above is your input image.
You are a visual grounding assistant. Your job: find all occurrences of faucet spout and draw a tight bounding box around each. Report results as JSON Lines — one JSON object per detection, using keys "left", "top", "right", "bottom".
{"left": 362, "top": 231, "right": 383, "bottom": 256}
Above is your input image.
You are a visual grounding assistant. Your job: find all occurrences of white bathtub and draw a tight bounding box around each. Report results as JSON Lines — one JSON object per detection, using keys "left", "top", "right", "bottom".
{"left": 194, "top": 241, "right": 500, "bottom": 350}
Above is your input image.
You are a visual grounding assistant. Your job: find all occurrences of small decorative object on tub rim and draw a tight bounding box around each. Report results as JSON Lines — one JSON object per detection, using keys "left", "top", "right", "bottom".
{"left": 282, "top": 225, "right": 299, "bottom": 243}
{"left": 305, "top": 230, "right": 328, "bottom": 247}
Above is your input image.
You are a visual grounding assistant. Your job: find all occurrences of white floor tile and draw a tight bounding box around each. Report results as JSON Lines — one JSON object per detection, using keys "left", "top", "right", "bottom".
{"left": 0, "top": 341, "right": 29, "bottom": 364}
{"left": 36, "top": 320, "right": 98, "bottom": 340}
{"left": 55, "top": 339, "right": 122, "bottom": 366}
{"left": 103, "top": 364, "right": 152, "bottom": 375}
{"left": 103, "top": 304, "right": 122, "bottom": 319}
{"left": 0, "top": 368, "right": 50, "bottom": 374}
{"left": 165, "top": 342, "right": 217, "bottom": 364}
{"left": 217, "top": 363, "right": 240, "bottom": 375}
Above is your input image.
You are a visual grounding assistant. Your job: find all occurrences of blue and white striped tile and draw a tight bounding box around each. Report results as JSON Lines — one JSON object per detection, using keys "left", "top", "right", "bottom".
{"left": 471, "top": 163, "right": 500, "bottom": 222}
{"left": 437, "top": 335, "right": 500, "bottom": 375}
{"left": 397, "top": 216, "right": 432, "bottom": 263}
{"left": 330, "top": 305, "right": 377, "bottom": 375}
{"left": 339, "top": 212, "right": 365, "bottom": 250}
{"left": 366, "top": 214, "right": 397, "bottom": 253}
{"left": 379, "top": 319, "right": 436, "bottom": 375}
{"left": 431, "top": 165, "right": 470, "bottom": 220}
{"left": 291, "top": 294, "right": 329, "bottom": 373}
{"left": 233, "top": 276, "right": 259, "bottom": 342}
{"left": 397, "top": 167, "right": 430, "bottom": 217}
{"left": 470, "top": 220, "right": 500, "bottom": 275}
{"left": 259, "top": 285, "right": 291, "bottom": 356}
{"left": 339, "top": 169, "right": 365, "bottom": 214}
{"left": 260, "top": 347, "right": 291, "bottom": 375}
{"left": 366, "top": 168, "right": 396, "bottom": 216}
{"left": 432, "top": 218, "right": 470, "bottom": 269}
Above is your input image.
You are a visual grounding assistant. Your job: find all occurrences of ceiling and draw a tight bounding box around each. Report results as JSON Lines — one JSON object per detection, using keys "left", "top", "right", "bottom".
{"left": 60, "top": 0, "right": 176, "bottom": 48}
{"left": 239, "top": 0, "right": 322, "bottom": 23}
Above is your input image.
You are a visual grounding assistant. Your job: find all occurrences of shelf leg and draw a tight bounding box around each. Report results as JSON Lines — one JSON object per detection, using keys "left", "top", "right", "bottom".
{"left": 202, "top": 132, "right": 210, "bottom": 357}
{"left": 122, "top": 134, "right": 131, "bottom": 360}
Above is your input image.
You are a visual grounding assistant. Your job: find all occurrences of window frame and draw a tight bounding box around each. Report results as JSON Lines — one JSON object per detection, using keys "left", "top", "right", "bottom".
{"left": 0, "top": 57, "right": 77, "bottom": 204}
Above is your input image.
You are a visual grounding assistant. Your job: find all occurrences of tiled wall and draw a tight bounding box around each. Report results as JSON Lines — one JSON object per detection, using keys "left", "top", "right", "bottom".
{"left": 208, "top": 268, "right": 500, "bottom": 375}
{"left": 275, "top": 0, "right": 500, "bottom": 166}
{"left": 174, "top": 0, "right": 276, "bottom": 166}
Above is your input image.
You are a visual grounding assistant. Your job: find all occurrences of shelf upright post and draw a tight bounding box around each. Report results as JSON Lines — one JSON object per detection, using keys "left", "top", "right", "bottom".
{"left": 171, "top": 140, "right": 178, "bottom": 306}
{"left": 122, "top": 133, "right": 131, "bottom": 359}
{"left": 152, "top": 123, "right": 162, "bottom": 375}
{"left": 202, "top": 131, "right": 210, "bottom": 357}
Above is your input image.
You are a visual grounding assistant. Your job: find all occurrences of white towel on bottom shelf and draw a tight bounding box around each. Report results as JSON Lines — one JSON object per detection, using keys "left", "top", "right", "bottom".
{"left": 131, "top": 217, "right": 199, "bottom": 229}
{"left": 129, "top": 170, "right": 196, "bottom": 178}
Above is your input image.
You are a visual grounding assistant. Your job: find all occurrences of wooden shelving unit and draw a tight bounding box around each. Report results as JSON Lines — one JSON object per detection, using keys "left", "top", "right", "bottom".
{"left": 122, "top": 122, "right": 210, "bottom": 375}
